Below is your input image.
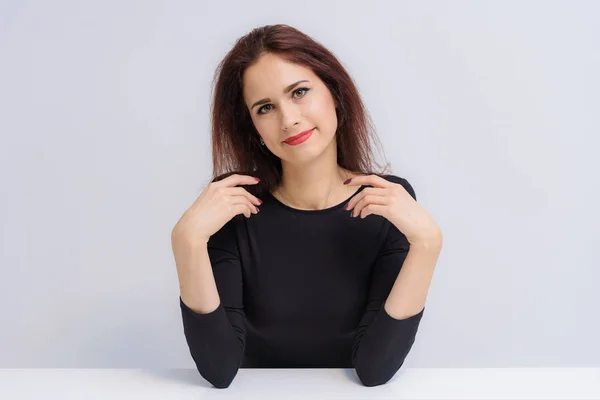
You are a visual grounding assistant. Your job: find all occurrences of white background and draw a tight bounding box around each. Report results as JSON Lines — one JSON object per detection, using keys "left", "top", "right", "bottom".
{"left": 0, "top": 0, "right": 598, "bottom": 368}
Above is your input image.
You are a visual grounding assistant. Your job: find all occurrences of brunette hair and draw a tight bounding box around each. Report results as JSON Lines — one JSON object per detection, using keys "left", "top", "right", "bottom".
{"left": 209, "top": 24, "right": 391, "bottom": 198}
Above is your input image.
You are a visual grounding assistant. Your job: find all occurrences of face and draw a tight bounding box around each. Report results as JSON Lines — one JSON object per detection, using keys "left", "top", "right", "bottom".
{"left": 242, "top": 53, "right": 338, "bottom": 165}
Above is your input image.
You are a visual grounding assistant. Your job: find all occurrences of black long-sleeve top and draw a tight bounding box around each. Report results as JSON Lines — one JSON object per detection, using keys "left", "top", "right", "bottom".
{"left": 179, "top": 174, "right": 425, "bottom": 388}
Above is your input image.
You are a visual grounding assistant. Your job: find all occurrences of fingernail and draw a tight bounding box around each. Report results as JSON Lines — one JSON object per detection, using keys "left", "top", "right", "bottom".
{"left": 256, "top": 207, "right": 260, "bottom": 213}
{"left": 343, "top": 178, "right": 352, "bottom": 185}
{"left": 255, "top": 177, "right": 261, "bottom": 182}
{"left": 343, "top": 203, "right": 349, "bottom": 210}
{"left": 257, "top": 199, "right": 263, "bottom": 205}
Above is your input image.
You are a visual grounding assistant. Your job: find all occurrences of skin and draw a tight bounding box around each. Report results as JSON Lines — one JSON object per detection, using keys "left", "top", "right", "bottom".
{"left": 242, "top": 52, "right": 362, "bottom": 210}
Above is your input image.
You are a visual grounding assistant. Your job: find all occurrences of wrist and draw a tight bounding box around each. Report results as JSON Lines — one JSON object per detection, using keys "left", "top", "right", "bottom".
{"left": 409, "top": 233, "right": 443, "bottom": 253}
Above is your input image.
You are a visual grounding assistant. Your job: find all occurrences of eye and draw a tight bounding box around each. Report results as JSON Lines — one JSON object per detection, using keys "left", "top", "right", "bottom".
{"left": 256, "top": 87, "right": 311, "bottom": 115}
{"left": 256, "top": 104, "right": 273, "bottom": 115}
{"left": 293, "top": 87, "right": 310, "bottom": 98}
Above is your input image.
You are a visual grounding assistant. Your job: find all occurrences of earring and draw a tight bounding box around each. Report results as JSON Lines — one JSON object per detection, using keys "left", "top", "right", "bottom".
{"left": 259, "top": 137, "right": 265, "bottom": 145}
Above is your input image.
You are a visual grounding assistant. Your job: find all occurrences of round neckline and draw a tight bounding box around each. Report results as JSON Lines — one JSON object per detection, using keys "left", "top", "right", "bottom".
{"left": 267, "top": 185, "right": 366, "bottom": 214}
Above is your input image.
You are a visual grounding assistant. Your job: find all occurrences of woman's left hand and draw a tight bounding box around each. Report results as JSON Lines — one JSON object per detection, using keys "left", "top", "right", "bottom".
{"left": 344, "top": 175, "right": 442, "bottom": 246}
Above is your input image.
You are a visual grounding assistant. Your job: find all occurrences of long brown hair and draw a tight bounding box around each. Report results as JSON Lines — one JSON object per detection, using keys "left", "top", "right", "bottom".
{"left": 209, "top": 24, "right": 391, "bottom": 198}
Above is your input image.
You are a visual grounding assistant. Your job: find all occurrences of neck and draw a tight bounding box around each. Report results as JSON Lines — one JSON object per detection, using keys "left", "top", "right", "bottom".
{"left": 274, "top": 140, "right": 359, "bottom": 210}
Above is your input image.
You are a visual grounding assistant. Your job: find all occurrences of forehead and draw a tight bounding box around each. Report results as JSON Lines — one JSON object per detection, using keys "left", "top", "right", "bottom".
{"left": 243, "top": 54, "right": 317, "bottom": 100}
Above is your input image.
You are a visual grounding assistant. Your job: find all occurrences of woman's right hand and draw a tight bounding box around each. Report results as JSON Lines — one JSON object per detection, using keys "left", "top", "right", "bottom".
{"left": 171, "top": 174, "right": 262, "bottom": 246}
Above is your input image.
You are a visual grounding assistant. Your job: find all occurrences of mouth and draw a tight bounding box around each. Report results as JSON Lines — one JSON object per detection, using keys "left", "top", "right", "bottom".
{"left": 283, "top": 127, "right": 316, "bottom": 145}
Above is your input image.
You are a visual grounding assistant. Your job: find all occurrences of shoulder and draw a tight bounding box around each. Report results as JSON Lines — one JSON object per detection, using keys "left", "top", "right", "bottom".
{"left": 378, "top": 174, "right": 417, "bottom": 201}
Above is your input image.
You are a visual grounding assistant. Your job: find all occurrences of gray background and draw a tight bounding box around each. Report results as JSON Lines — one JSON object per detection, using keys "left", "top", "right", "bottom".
{"left": 1, "top": 0, "right": 598, "bottom": 368}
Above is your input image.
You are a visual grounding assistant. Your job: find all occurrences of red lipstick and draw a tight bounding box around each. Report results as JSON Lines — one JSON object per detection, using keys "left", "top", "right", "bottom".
{"left": 283, "top": 128, "right": 315, "bottom": 146}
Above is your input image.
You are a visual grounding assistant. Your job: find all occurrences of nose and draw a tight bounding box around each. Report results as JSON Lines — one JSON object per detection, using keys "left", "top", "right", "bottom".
{"left": 279, "top": 102, "right": 301, "bottom": 132}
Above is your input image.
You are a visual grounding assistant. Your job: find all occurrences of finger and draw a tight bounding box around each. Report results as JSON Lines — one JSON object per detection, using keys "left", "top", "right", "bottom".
{"left": 359, "top": 204, "right": 386, "bottom": 219}
{"left": 227, "top": 187, "right": 263, "bottom": 206}
{"left": 351, "top": 194, "right": 388, "bottom": 218}
{"left": 344, "top": 174, "right": 391, "bottom": 189}
{"left": 217, "top": 173, "right": 261, "bottom": 187}
{"left": 231, "top": 203, "right": 252, "bottom": 218}
{"left": 345, "top": 187, "right": 386, "bottom": 211}
{"left": 229, "top": 195, "right": 259, "bottom": 214}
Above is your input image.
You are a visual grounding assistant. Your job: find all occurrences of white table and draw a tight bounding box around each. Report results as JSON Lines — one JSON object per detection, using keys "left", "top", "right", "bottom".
{"left": 1, "top": 368, "right": 599, "bottom": 399}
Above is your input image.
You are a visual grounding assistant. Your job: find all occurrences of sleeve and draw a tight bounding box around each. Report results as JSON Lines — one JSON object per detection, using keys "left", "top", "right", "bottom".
{"left": 351, "top": 176, "right": 425, "bottom": 387}
{"left": 179, "top": 216, "right": 246, "bottom": 389}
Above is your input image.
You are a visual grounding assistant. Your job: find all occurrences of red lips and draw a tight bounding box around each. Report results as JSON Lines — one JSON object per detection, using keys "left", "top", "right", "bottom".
{"left": 283, "top": 128, "right": 315, "bottom": 144}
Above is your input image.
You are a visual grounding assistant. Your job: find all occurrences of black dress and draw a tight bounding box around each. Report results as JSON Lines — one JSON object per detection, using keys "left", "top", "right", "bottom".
{"left": 180, "top": 174, "right": 425, "bottom": 388}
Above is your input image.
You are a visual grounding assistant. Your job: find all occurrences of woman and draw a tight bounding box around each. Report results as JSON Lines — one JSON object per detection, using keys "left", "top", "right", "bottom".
{"left": 171, "top": 24, "right": 443, "bottom": 389}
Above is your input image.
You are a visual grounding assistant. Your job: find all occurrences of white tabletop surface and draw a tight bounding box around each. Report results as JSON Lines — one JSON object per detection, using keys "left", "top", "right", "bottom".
{"left": 1, "top": 368, "right": 599, "bottom": 399}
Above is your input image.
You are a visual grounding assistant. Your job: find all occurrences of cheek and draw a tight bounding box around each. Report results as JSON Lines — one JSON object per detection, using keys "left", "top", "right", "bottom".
{"left": 307, "top": 95, "right": 337, "bottom": 129}
{"left": 251, "top": 115, "right": 272, "bottom": 136}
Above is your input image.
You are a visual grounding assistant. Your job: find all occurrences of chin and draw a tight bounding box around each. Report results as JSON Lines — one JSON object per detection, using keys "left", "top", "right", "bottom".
{"left": 287, "top": 140, "right": 337, "bottom": 166}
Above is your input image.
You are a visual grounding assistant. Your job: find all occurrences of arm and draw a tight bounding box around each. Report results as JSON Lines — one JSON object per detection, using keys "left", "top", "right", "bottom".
{"left": 384, "top": 177, "right": 442, "bottom": 319}
{"left": 384, "top": 240, "right": 441, "bottom": 320}
{"left": 173, "top": 218, "right": 246, "bottom": 389}
{"left": 352, "top": 178, "right": 440, "bottom": 387}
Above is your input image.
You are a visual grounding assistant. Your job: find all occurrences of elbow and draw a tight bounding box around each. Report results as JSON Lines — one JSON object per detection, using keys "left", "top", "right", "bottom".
{"left": 194, "top": 360, "right": 241, "bottom": 389}
{"left": 354, "top": 358, "right": 406, "bottom": 387}
{"left": 205, "top": 371, "right": 237, "bottom": 389}
{"left": 191, "top": 351, "right": 243, "bottom": 389}
{"left": 355, "top": 366, "right": 394, "bottom": 387}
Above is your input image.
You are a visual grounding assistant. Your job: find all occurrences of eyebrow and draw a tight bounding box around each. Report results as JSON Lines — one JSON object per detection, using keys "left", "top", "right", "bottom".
{"left": 250, "top": 80, "right": 310, "bottom": 110}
